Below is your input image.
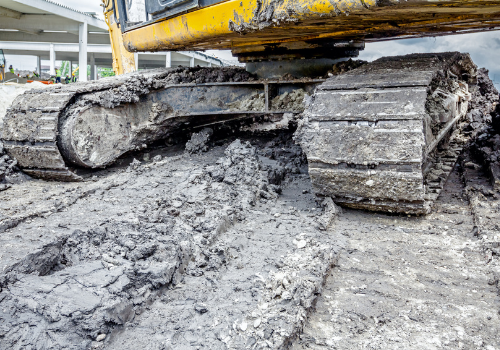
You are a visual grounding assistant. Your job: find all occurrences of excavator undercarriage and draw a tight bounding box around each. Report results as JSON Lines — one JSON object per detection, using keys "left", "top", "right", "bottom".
{"left": 2, "top": 52, "right": 479, "bottom": 214}
{"left": 2, "top": 0, "right": 500, "bottom": 214}
{"left": 2, "top": 68, "right": 318, "bottom": 180}
{"left": 298, "top": 52, "right": 476, "bottom": 214}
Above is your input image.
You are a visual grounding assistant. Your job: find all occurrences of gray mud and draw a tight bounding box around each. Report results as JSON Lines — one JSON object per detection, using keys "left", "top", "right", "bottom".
{"left": 464, "top": 68, "right": 500, "bottom": 191}
{"left": 271, "top": 89, "right": 305, "bottom": 112}
{"left": 228, "top": 89, "right": 305, "bottom": 113}
{"left": 0, "top": 132, "right": 341, "bottom": 350}
{"left": 228, "top": 92, "right": 266, "bottom": 112}
{"left": 292, "top": 65, "right": 500, "bottom": 350}
{"left": 292, "top": 168, "right": 500, "bottom": 349}
{"left": 61, "top": 66, "right": 255, "bottom": 122}
{"left": 185, "top": 128, "right": 214, "bottom": 154}
{"left": 0, "top": 143, "right": 17, "bottom": 191}
{"left": 1, "top": 62, "right": 500, "bottom": 350}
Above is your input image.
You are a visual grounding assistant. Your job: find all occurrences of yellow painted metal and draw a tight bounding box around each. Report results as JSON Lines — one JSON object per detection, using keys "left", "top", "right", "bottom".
{"left": 103, "top": 0, "right": 136, "bottom": 75}
{"left": 121, "top": 0, "right": 372, "bottom": 51}
{"left": 121, "top": 0, "right": 500, "bottom": 54}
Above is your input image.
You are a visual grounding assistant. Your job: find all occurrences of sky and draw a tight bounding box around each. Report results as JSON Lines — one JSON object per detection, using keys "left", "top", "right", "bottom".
{"left": 4, "top": 0, "right": 500, "bottom": 89}
{"left": 358, "top": 32, "right": 500, "bottom": 89}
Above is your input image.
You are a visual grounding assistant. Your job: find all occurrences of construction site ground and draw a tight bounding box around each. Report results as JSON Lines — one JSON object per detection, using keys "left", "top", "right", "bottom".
{"left": 0, "top": 61, "right": 500, "bottom": 349}
{"left": 0, "top": 127, "right": 499, "bottom": 349}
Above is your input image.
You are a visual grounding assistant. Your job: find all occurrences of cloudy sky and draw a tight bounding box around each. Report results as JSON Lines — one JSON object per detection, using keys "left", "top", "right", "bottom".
{"left": 358, "top": 32, "right": 500, "bottom": 89}
{"left": 5, "top": 0, "right": 500, "bottom": 89}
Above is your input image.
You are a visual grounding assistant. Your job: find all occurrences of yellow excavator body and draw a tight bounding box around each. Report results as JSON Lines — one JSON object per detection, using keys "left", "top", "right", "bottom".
{"left": 103, "top": 0, "right": 500, "bottom": 73}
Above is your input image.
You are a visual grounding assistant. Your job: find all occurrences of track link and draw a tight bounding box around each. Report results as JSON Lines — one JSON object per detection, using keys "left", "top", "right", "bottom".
{"left": 297, "top": 52, "right": 477, "bottom": 214}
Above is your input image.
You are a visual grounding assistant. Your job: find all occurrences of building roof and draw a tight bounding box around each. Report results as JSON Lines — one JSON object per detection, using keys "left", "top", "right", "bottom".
{"left": 0, "top": 0, "right": 109, "bottom": 45}
{"left": 33, "top": 0, "right": 101, "bottom": 19}
{"left": 0, "top": 0, "right": 108, "bottom": 32}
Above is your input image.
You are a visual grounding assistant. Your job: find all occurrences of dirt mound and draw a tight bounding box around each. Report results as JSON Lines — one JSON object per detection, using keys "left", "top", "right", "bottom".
{"left": 164, "top": 66, "right": 255, "bottom": 84}
{"left": 185, "top": 127, "right": 214, "bottom": 154}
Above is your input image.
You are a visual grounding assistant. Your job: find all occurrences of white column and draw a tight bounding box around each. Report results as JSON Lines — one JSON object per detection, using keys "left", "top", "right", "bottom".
{"left": 166, "top": 52, "right": 171, "bottom": 68}
{"left": 78, "top": 21, "right": 88, "bottom": 82}
{"left": 36, "top": 56, "right": 41, "bottom": 75}
{"left": 189, "top": 57, "right": 195, "bottom": 67}
{"left": 70, "top": 61, "right": 73, "bottom": 74}
{"left": 134, "top": 52, "right": 139, "bottom": 71}
{"left": 208, "top": 62, "right": 212, "bottom": 67}
{"left": 90, "top": 53, "right": 96, "bottom": 81}
{"left": 49, "top": 43, "right": 55, "bottom": 76}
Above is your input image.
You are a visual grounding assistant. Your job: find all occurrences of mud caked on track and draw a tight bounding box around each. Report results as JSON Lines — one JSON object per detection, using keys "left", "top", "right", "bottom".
{"left": 1, "top": 53, "right": 500, "bottom": 350}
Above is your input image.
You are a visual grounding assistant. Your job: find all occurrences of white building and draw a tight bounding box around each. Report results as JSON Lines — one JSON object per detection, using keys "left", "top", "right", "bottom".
{"left": 0, "top": 0, "right": 223, "bottom": 81}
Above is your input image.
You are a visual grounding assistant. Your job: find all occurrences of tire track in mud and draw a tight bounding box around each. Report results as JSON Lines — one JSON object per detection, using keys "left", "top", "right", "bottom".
{"left": 105, "top": 176, "right": 342, "bottom": 350}
{"left": 0, "top": 176, "right": 130, "bottom": 233}
{"left": 462, "top": 147, "right": 500, "bottom": 326}
{"left": 0, "top": 153, "right": 187, "bottom": 276}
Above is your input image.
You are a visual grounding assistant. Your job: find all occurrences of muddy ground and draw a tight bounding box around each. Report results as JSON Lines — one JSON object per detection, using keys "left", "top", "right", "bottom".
{"left": 0, "top": 66, "right": 500, "bottom": 350}
{"left": 1, "top": 128, "right": 499, "bottom": 349}
{"left": 0, "top": 131, "right": 343, "bottom": 350}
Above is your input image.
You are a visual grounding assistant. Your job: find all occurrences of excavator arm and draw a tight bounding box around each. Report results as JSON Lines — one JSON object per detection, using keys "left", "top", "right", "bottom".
{"left": 103, "top": 0, "right": 136, "bottom": 75}
{"left": 105, "top": 0, "right": 500, "bottom": 63}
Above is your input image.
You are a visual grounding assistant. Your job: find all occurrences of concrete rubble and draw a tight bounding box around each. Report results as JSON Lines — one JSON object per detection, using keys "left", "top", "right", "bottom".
{"left": 0, "top": 59, "right": 499, "bottom": 350}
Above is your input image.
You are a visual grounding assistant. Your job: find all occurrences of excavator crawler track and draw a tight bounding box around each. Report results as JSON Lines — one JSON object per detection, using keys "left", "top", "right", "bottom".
{"left": 297, "top": 52, "right": 477, "bottom": 214}
{"left": 2, "top": 67, "right": 318, "bottom": 181}
{"left": 2, "top": 69, "right": 174, "bottom": 181}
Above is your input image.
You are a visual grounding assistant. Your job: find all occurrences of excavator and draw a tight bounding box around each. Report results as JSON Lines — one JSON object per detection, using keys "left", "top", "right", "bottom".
{"left": 2, "top": 0, "right": 500, "bottom": 214}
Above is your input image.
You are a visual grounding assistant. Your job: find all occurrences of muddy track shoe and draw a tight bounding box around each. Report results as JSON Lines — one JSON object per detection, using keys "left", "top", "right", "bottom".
{"left": 297, "top": 52, "right": 477, "bottom": 214}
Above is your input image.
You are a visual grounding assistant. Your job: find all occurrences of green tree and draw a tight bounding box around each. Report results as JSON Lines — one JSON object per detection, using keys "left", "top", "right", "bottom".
{"left": 60, "top": 61, "right": 71, "bottom": 76}
{"left": 98, "top": 67, "right": 115, "bottom": 78}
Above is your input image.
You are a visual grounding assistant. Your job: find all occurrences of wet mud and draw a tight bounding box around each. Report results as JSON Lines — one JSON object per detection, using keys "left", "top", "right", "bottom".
{"left": 0, "top": 131, "right": 341, "bottom": 349}
{"left": 0, "top": 61, "right": 499, "bottom": 350}
{"left": 292, "top": 65, "right": 500, "bottom": 350}
{"left": 0, "top": 143, "right": 18, "bottom": 191}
